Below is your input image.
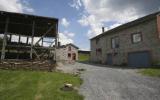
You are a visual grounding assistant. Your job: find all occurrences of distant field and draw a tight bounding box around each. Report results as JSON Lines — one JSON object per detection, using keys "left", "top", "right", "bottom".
{"left": 139, "top": 68, "right": 160, "bottom": 77}
{"left": 0, "top": 70, "right": 83, "bottom": 100}
{"left": 78, "top": 53, "right": 90, "bottom": 62}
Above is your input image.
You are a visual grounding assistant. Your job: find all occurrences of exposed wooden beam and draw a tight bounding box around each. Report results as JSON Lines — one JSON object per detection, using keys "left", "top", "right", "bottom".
{"left": 34, "top": 25, "right": 55, "bottom": 45}
{"left": 26, "top": 36, "right": 29, "bottom": 44}
{"left": 33, "top": 49, "right": 40, "bottom": 59}
{"left": 18, "top": 35, "right": 21, "bottom": 43}
{"left": 54, "top": 22, "right": 58, "bottom": 61}
{"left": 41, "top": 37, "right": 43, "bottom": 46}
{"left": 30, "top": 21, "right": 35, "bottom": 59}
{"left": 9, "top": 34, "right": 12, "bottom": 42}
{"left": 1, "top": 17, "right": 9, "bottom": 60}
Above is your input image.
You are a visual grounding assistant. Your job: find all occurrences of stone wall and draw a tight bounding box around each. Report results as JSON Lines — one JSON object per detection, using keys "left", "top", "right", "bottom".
{"left": 91, "top": 17, "right": 160, "bottom": 65}
{"left": 56, "top": 45, "right": 78, "bottom": 62}
{"left": 0, "top": 60, "right": 56, "bottom": 72}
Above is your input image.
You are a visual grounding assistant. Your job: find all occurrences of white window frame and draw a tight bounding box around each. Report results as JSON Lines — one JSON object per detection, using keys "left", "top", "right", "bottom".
{"left": 132, "top": 32, "right": 142, "bottom": 43}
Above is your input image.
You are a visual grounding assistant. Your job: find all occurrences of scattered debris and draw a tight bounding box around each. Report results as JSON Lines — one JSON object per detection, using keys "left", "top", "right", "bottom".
{"left": 77, "top": 68, "right": 86, "bottom": 72}
{"left": 60, "top": 83, "right": 74, "bottom": 91}
{"left": 65, "top": 83, "right": 73, "bottom": 87}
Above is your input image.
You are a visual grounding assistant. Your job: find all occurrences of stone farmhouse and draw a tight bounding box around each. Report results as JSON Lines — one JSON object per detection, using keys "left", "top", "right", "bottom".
{"left": 56, "top": 43, "right": 79, "bottom": 63}
{"left": 90, "top": 12, "right": 160, "bottom": 67}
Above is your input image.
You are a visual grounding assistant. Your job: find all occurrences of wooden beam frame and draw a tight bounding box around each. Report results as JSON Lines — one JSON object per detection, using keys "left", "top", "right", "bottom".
{"left": 34, "top": 25, "right": 55, "bottom": 46}
{"left": 54, "top": 22, "right": 58, "bottom": 61}
{"left": 26, "top": 36, "right": 29, "bottom": 44}
{"left": 1, "top": 17, "right": 9, "bottom": 60}
{"left": 31, "top": 24, "right": 56, "bottom": 60}
{"left": 18, "top": 35, "right": 21, "bottom": 43}
{"left": 41, "top": 37, "right": 43, "bottom": 46}
{"left": 9, "top": 34, "right": 12, "bottom": 42}
{"left": 30, "top": 21, "right": 35, "bottom": 59}
{"left": 39, "top": 40, "right": 55, "bottom": 57}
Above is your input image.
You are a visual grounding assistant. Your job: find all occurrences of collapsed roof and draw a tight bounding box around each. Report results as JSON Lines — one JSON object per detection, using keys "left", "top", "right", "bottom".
{"left": 0, "top": 10, "right": 58, "bottom": 37}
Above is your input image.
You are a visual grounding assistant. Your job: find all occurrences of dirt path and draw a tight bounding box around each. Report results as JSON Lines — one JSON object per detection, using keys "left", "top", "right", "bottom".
{"left": 57, "top": 62, "right": 160, "bottom": 100}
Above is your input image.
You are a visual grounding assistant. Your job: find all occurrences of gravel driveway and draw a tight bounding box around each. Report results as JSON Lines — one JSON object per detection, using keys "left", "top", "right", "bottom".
{"left": 57, "top": 62, "right": 160, "bottom": 100}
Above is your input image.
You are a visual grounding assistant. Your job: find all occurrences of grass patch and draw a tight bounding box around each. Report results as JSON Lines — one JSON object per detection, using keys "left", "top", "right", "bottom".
{"left": 78, "top": 54, "right": 89, "bottom": 62}
{"left": 0, "top": 70, "right": 84, "bottom": 100}
{"left": 139, "top": 68, "right": 160, "bottom": 77}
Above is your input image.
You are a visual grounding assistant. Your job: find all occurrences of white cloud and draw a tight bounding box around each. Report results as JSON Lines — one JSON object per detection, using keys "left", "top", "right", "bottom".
{"left": 77, "top": 0, "right": 160, "bottom": 38}
{"left": 109, "top": 23, "right": 122, "bottom": 30}
{"left": 67, "top": 32, "right": 75, "bottom": 38}
{"left": 80, "top": 47, "right": 90, "bottom": 51}
{"left": 0, "top": 0, "right": 34, "bottom": 13}
{"left": 61, "top": 18, "right": 70, "bottom": 28}
{"left": 70, "top": 0, "right": 82, "bottom": 10}
{"left": 11, "top": 35, "right": 19, "bottom": 42}
{"left": 77, "top": 0, "right": 139, "bottom": 38}
{"left": 78, "top": 14, "right": 105, "bottom": 38}
{"left": 59, "top": 33, "right": 74, "bottom": 45}
{"left": 58, "top": 31, "right": 75, "bottom": 45}
{"left": 63, "top": 30, "right": 75, "bottom": 38}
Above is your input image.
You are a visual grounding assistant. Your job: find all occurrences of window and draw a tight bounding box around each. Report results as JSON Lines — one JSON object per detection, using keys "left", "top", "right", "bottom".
{"left": 68, "top": 53, "right": 71, "bottom": 58}
{"left": 96, "top": 48, "right": 102, "bottom": 55}
{"left": 132, "top": 33, "right": 142, "bottom": 43}
{"left": 111, "top": 37, "right": 119, "bottom": 49}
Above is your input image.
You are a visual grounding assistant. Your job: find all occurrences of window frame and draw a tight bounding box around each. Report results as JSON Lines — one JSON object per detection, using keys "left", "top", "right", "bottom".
{"left": 131, "top": 32, "right": 143, "bottom": 44}
{"left": 68, "top": 53, "right": 71, "bottom": 58}
{"left": 111, "top": 36, "right": 119, "bottom": 49}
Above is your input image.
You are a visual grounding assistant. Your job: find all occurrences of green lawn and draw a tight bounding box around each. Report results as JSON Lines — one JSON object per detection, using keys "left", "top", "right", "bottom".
{"left": 0, "top": 70, "right": 83, "bottom": 100}
{"left": 78, "top": 54, "right": 90, "bottom": 62}
{"left": 139, "top": 68, "right": 160, "bottom": 77}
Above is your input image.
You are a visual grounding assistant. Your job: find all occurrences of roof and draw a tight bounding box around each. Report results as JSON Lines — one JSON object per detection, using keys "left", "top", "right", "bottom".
{"left": 78, "top": 50, "right": 90, "bottom": 54}
{"left": 66, "top": 43, "right": 79, "bottom": 49}
{"left": 59, "top": 43, "right": 79, "bottom": 49}
{"left": 0, "top": 10, "right": 58, "bottom": 37}
{"left": 91, "top": 11, "right": 160, "bottom": 40}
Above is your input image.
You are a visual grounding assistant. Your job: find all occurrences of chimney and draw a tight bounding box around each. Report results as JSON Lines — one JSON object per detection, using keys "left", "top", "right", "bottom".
{"left": 102, "top": 27, "right": 105, "bottom": 33}
{"left": 58, "top": 42, "right": 61, "bottom": 47}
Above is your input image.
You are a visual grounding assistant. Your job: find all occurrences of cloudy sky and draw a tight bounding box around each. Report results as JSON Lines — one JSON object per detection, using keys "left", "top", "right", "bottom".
{"left": 0, "top": 0, "right": 160, "bottom": 50}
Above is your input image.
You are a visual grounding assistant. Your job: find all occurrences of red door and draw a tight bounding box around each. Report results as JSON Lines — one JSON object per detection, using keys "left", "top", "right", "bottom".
{"left": 72, "top": 53, "right": 76, "bottom": 60}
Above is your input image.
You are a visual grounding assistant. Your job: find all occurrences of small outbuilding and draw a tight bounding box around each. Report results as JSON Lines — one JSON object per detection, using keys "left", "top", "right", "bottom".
{"left": 56, "top": 43, "right": 79, "bottom": 63}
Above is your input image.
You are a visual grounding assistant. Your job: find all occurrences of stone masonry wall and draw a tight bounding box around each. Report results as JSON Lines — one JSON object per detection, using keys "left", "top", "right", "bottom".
{"left": 91, "top": 17, "right": 160, "bottom": 65}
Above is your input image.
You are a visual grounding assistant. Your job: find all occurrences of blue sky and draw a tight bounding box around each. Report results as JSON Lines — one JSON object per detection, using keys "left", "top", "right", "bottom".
{"left": 0, "top": 0, "right": 160, "bottom": 50}
{"left": 26, "top": 0, "right": 91, "bottom": 50}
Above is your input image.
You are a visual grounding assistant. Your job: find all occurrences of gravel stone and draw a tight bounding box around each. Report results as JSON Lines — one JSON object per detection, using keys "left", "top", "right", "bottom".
{"left": 58, "top": 62, "right": 160, "bottom": 100}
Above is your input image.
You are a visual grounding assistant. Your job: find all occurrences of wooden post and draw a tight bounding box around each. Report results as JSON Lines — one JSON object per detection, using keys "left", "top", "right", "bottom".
{"left": 41, "top": 37, "right": 43, "bottom": 46}
{"left": 30, "top": 21, "right": 35, "bottom": 59}
{"left": 26, "top": 36, "right": 29, "bottom": 44}
{"left": 17, "top": 35, "right": 21, "bottom": 59}
{"left": 9, "top": 34, "right": 12, "bottom": 42}
{"left": 18, "top": 35, "right": 21, "bottom": 43}
{"left": 54, "top": 22, "right": 58, "bottom": 61}
{"left": 55, "top": 23, "right": 58, "bottom": 48}
{"left": 34, "top": 25, "right": 54, "bottom": 45}
{"left": 1, "top": 17, "right": 9, "bottom": 60}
